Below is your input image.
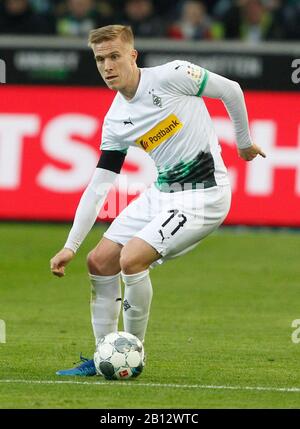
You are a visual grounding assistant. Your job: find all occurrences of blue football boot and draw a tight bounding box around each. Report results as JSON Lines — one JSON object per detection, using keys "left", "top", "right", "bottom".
{"left": 56, "top": 354, "right": 97, "bottom": 376}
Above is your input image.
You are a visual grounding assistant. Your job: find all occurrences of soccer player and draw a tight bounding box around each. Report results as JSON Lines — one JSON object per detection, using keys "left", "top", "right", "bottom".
{"left": 50, "top": 25, "right": 266, "bottom": 376}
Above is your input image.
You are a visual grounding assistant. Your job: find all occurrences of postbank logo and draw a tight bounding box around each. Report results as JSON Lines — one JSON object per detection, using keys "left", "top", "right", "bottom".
{"left": 135, "top": 114, "right": 183, "bottom": 153}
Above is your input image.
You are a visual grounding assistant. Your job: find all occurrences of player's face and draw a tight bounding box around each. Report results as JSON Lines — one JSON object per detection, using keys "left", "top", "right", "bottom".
{"left": 93, "top": 38, "right": 138, "bottom": 92}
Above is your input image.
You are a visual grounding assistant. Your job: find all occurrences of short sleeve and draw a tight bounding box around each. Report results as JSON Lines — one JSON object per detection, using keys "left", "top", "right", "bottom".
{"left": 159, "top": 60, "right": 209, "bottom": 97}
{"left": 101, "top": 118, "right": 128, "bottom": 154}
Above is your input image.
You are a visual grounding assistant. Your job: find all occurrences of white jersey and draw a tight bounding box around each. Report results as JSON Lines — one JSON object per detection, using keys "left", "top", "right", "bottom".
{"left": 101, "top": 60, "right": 230, "bottom": 191}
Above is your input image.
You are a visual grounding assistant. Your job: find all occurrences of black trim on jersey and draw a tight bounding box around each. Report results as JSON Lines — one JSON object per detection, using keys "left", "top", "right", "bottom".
{"left": 96, "top": 150, "right": 126, "bottom": 174}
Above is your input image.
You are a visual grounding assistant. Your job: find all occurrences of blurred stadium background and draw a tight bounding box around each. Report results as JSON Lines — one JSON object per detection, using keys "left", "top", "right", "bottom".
{"left": 1, "top": 0, "right": 300, "bottom": 410}
{"left": 0, "top": 0, "right": 299, "bottom": 225}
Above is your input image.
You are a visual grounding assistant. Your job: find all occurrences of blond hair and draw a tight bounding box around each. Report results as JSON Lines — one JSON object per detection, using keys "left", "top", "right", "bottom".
{"left": 88, "top": 25, "right": 134, "bottom": 47}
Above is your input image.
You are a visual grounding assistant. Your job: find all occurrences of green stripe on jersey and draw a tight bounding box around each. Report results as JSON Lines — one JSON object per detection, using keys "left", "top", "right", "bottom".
{"left": 196, "top": 69, "right": 209, "bottom": 97}
{"left": 155, "top": 150, "right": 216, "bottom": 192}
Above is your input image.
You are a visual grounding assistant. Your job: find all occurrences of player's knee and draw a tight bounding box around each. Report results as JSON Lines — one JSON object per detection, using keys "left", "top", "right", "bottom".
{"left": 87, "top": 250, "right": 101, "bottom": 273}
{"left": 86, "top": 250, "right": 116, "bottom": 276}
{"left": 119, "top": 249, "right": 144, "bottom": 275}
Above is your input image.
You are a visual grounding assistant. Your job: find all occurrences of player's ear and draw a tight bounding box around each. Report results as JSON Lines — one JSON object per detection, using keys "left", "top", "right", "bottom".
{"left": 131, "top": 49, "right": 138, "bottom": 64}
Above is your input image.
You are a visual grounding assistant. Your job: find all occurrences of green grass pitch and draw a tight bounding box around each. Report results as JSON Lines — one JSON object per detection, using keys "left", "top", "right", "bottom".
{"left": 0, "top": 222, "right": 300, "bottom": 409}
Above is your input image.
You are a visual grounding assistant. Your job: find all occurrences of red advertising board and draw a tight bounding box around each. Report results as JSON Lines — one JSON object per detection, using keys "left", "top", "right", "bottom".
{"left": 0, "top": 85, "right": 299, "bottom": 226}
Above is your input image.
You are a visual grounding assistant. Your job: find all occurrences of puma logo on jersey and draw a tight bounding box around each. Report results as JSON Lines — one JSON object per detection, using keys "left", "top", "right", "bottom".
{"left": 135, "top": 114, "right": 183, "bottom": 153}
{"left": 158, "top": 229, "right": 170, "bottom": 243}
{"left": 123, "top": 118, "right": 134, "bottom": 126}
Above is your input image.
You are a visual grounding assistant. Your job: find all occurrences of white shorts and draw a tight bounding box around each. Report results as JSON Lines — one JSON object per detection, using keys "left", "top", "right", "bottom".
{"left": 103, "top": 184, "right": 231, "bottom": 266}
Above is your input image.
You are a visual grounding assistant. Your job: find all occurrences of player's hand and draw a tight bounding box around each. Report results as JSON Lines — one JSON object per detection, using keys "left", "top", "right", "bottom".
{"left": 50, "top": 248, "right": 75, "bottom": 277}
{"left": 238, "top": 144, "right": 266, "bottom": 161}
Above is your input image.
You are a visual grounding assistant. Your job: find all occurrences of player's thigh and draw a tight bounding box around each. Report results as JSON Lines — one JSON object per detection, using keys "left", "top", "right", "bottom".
{"left": 165, "top": 185, "right": 231, "bottom": 258}
{"left": 120, "top": 237, "right": 162, "bottom": 272}
{"left": 135, "top": 185, "right": 231, "bottom": 260}
{"left": 103, "top": 187, "right": 156, "bottom": 247}
{"left": 87, "top": 237, "right": 123, "bottom": 275}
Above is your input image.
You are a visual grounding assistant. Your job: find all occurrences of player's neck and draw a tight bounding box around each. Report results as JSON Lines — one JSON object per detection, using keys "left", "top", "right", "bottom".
{"left": 119, "top": 67, "right": 141, "bottom": 101}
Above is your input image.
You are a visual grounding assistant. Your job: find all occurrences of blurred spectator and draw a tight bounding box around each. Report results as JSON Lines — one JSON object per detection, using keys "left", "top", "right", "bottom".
{"left": 56, "top": 0, "right": 111, "bottom": 37}
{"left": 167, "top": 0, "right": 223, "bottom": 40}
{"left": 199, "top": 0, "right": 220, "bottom": 14}
{"left": 212, "top": 0, "right": 232, "bottom": 18}
{"left": 280, "top": 0, "right": 300, "bottom": 40}
{"left": 97, "top": 0, "right": 115, "bottom": 21}
{"left": 221, "top": 0, "right": 285, "bottom": 41}
{"left": 122, "top": 0, "right": 165, "bottom": 37}
{"left": 0, "top": 0, "right": 54, "bottom": 34}
{"left": 0, "top": 0, "right": 297, "bottom": 40}
{"left": 29, "top": 0, "right": 61, "bottom": 14}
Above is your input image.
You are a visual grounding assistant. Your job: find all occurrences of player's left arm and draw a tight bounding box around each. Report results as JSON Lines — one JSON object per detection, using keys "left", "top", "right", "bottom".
{"left": 201, "top": 70, "right": 266, "bottom": 161}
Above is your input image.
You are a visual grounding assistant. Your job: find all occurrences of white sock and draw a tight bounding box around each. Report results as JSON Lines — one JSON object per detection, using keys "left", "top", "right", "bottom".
{"left": 89, "top": 273, "right": 122, "bottom": 346}
{"left": 121, "top": 270, "right": 153, "bottom": 343}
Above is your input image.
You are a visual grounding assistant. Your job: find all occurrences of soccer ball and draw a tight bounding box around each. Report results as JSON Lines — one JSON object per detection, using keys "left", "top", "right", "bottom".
{"left": 94, "top": 331, "right": 145, "bottom": 380}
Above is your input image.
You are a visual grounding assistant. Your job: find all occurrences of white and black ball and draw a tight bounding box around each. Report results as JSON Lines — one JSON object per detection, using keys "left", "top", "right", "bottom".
{"left": 94, "top": 331, "right": 145, "bottom": 380}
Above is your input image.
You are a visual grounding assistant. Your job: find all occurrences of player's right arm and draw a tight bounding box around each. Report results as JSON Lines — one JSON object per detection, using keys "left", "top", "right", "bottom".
{"left": 50, "top": 150, "right": 126, "bottom": 277}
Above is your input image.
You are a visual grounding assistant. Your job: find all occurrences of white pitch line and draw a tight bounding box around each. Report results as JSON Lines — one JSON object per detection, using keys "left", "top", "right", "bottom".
{"left": 1, "top": 379, "right": 300, "bottom": 393}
